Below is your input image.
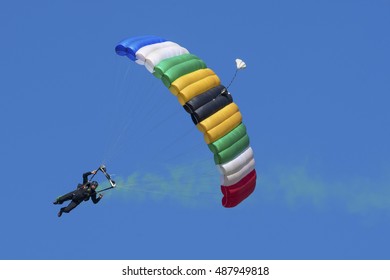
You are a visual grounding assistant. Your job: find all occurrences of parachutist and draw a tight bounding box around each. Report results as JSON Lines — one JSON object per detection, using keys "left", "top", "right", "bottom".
{"left": 53, "top": 170, "right": 103, "bottom": 217}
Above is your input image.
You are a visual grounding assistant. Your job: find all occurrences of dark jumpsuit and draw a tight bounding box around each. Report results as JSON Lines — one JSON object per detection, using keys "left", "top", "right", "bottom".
{"left": 57, "top": 172, "right": 101, "bottom": 214}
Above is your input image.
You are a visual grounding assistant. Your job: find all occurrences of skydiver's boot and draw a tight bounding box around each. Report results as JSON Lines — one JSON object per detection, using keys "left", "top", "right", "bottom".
{"left": 53, "top": 197, "right": 63, "bottom": 204}
{"left": 57, "top": 209, "right": 63, "bottom": 217}
{"left": 53, "top": 196, "right": 65, "bottom": 205}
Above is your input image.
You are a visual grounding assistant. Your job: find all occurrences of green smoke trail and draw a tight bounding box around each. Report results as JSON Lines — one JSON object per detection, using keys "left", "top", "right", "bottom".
{"left": 97, "top": 161, "right": 390, "bottom": 216}
{"left": 97, "top": 160, "right": 220, "bottom": 207}
{"left": 260, "top": 165, "right": 390, "bottom": 215}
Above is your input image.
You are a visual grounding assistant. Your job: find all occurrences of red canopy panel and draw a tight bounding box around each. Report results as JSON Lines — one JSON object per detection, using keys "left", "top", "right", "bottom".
{"left": 221, "top": 169, "right": 257, "bottom": 208}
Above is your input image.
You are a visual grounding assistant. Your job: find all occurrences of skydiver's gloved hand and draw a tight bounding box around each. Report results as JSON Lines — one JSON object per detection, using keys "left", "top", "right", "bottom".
{"left": 99, "top": 194, "right": 103, "bottom": 199}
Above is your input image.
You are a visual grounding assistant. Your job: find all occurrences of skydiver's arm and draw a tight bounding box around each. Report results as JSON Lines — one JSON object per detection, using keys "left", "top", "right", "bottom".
{"left": 82, "top": 170, "right": 97, "bottom": 184}
{"left": 91, "top": 193, "right": 102, "bottom": 204}
{"left": 82, "top": 172, "right": 92, "bottom": 184}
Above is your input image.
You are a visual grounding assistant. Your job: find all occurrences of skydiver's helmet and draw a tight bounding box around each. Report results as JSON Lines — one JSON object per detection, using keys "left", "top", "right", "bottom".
{"left": 90, "top": 181, "right": 99, "bottom": 189}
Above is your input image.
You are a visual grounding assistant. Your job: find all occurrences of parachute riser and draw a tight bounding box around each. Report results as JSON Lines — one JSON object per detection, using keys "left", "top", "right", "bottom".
{"left": 96, "top": 186, "right": 114, "bottom": 194}
{"left": 89, "top": 166, "right": 100, "bottom": 181}
{"left": 89, "top": 164, "right": 116, "bottom": 190}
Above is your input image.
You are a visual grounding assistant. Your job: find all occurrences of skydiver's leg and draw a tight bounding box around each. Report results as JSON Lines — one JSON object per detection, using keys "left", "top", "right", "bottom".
{"left": 58, "top": 200, "right": 80, "bottom": 217}
{"left": 53, "top": 191, "right": 74, "bottom": 204}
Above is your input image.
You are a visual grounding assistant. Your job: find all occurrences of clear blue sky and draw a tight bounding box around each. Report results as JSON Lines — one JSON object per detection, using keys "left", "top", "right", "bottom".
{"left": 1, "top": 0, "right": 389, "bottom": 260}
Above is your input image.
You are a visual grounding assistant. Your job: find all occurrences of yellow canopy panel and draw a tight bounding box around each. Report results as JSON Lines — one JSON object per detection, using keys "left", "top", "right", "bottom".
{"left": 196, "top": 103, "right": 239, "bottom": 133}
{"left": 177, "top": 75, "right": 220, "bottom": 105}
{"left": 169, "top": 68, "right": 215, "bottom": 96}
{"left": 204, "top": 111, "right": 242, "bottom": 144}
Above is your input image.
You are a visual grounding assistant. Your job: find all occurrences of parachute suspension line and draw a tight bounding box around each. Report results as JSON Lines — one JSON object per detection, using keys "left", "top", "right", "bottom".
{"left": 106, "top": 64, "right": 133, "bottom": 132}
{"left": 100, "top": 63, "right": 134, "bottom": 165}
{"left": 101, "top": 74, "right": 159, "bottom": 165}
{"left": 103, "top": 72, "right": 194, "bottom": 169}
{"left": 162, "top": 137, "right": 209, "bottom": 164}
{"left": 142, "top": 108, "right": 179, "bottom": 136}
{"left": 125, "top": 121, "right": 196, "bottom": 170}
{"left": 114, "top": 80, "right": 160, "bottom": 146}
{"left": 157, "top": 124, "right": 196, "bottom": 153}
{"left": 134, "top": 93, "right": 180, "bottom": 140}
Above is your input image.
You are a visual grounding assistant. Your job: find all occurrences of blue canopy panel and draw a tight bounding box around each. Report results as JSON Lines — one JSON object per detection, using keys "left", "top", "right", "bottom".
{"left": 115, "top": 35, "right": 166, "bottom": 61}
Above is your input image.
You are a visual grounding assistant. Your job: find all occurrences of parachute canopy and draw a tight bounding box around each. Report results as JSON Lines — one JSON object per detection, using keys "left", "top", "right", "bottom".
{"left": 115, "top": 35, "right": 257, "bottom": 207}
